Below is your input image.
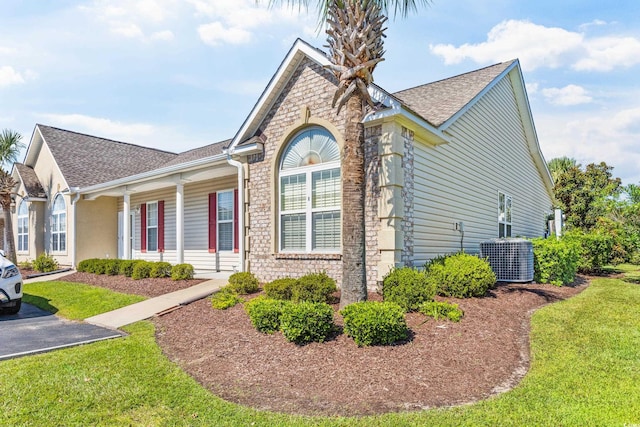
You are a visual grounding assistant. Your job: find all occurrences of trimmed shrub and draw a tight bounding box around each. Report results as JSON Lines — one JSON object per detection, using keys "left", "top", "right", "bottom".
{"left": 427, "top": 253, "right": 496, "bottom": 298}
{"left": 419, "top": 301, "right": 464, "bottom": 322}
{"left": 77, "top": 258, "right": 98, "bottom": 273}
{"left": 382, "top": 267, "right": 436, "bottom": 312}
{"left": 532, "top": 237, "right": 579, "bottom": 286}
{"left": 264, "top": 278, "right": 296, "bottom": 300}
{"left": 424, "top": 252, "right": 459, "bottom": 272}
{"left": 150, "top": 261, "right": 172, "bottom": 278}
{"left": 171, "top": 263, "right": 194, "bottom": 280}
{"left": 119, "top": 260, "right": 141, "bottom": 277}
{"left": 103, "top": 259, "right": 122, "bottom": 276}
{"left": 244, "top": 296, "right": 291, "bottom": 333}
{"left": 563, "top": 229, "right": 613, "bottom": 274}
{"left": 33, "top": 253, "right": 59, "bottom": 273}
{"left": 341, "top": 301, "right": 409, "bottom": 346}
{"left": 227, "top": 272, "right": 260, "bottom": 294}
{"left": 132, "top": 261, "right": 153, "bottom": 280}
{"left": 291, "top": 272, "right": 337, "bottom": 303}
{"left": 280, "top": 301, "right": 335, "bottom": 345}
{"left": 211, "top": 287, "right": 242, "bottom": 310}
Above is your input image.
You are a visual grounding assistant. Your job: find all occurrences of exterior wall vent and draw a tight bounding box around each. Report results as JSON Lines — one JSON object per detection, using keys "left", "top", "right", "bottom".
{"left": 480, "top": 238, "right": 534, "bottom": 282}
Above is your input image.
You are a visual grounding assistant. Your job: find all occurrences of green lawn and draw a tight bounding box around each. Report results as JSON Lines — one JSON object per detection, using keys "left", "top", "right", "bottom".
{"left": 2, "top": 276, "right": 639, "bottom": 426}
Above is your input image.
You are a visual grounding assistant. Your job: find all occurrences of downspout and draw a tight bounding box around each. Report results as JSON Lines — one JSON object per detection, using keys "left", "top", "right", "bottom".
{"left": 226, "top": 152, "right": 245, "bottom": 272}
{"left": 69, "top": 187, "right": 81, "bottom": 269}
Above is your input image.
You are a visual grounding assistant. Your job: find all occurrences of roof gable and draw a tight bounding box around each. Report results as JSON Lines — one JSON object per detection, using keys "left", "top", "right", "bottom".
{"left": 36, "top": 125, "right": 178, "bottom": 188}
{"left": 392, "top": 60, "right": 515, "bottom": 128}
{"left": 14, "top": 163, "right": 46, "bottom": 199}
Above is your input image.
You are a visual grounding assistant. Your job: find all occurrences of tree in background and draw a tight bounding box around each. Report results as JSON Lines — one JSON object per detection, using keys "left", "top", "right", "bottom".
{"left": 0, "top": 129, "right": 25, "bottom": 263}
{"left": 266, "top": 0, "right": 431, "bottom": 307}
{"left": 547, "top": 156, "right": 579, "bottom": 183}
{"left": 553, "top": 161, "right": 621, "bottom": 230}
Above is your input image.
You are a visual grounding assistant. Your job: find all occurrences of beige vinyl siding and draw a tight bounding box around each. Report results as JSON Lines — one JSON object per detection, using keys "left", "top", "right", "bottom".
{"left": 119, "top": 175, "right": 238, "bottom": 271}
{"left": 412, "top": 75, "right": 552, "bottom": 264}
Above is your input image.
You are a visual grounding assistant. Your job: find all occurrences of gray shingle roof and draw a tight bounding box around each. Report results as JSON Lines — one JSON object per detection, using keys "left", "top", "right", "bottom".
{"left": 392, "top": 60, "right": 516, "bottom": 127}
{"left": 14, "top": 163, "right": 47, "bottom": 198}
{"left": 37, "top": 125, "right": 178, "bottom": 188}
{"left": 161, "top": 139, "right": 230, "bottom": 168}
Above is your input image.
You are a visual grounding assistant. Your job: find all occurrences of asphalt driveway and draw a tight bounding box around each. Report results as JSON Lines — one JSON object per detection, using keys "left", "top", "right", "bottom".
{"left": 0, "top": 303, "right": 124, "bottom": 361}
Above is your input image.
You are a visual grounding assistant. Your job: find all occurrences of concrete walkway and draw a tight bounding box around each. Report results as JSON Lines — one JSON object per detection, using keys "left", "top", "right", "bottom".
{"left": 85, "top": 278, "right": 227, "bottom": 329}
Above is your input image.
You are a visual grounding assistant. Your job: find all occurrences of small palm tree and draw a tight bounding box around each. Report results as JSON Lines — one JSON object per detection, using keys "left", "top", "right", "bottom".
{"left": 0, "top": 129, "right": 25, "bottom": 263}
{"left": 547, "top": 156, "right": 579, "bottom": 183}
{"left": 265, "top": 0, "right": 431, "bottom": 307}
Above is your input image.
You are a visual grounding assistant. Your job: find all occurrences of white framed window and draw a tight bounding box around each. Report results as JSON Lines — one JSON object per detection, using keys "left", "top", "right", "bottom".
{"left": 17, "top": 201, "right": 28, "bottom": 252}
{"left": 147, "top": 201, "right": 158, "bottom": 252}
{"left": 217, "top": 190, "right": 234, "bottom": 251}
{"left": 279, "top": 127, "right": 341, "bottom": 253}
{"left": 51, "top": 194, "right": 66, "bottom": 252}
{"left": 498, "top": 192, "right": 512, "bottom": 238}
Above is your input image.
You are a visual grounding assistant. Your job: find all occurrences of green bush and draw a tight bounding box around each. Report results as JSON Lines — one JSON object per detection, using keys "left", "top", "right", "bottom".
{"left": 244, "top": 296, "right": 291, "bottom": 333}
{"left": 77, "top": 258, "right": 97, "bottom": 273}
{"left": 382, "top": 267, "right": 435, "bottom": 312}
{"left": 424, "top": 252, "right": 460, "bottom": 272}
{"left": 171, "top": 263, "right": 194, "bottom": 280}
{"left": 227, "top": 272, "right": 260, "bottom": 294}
{"left": 150, "top": 261, "right": 172, "bottom": 278}
{"left": 280, "top": 301, "right": 335, "bottom": 345}
{"left": 419, "top": 300, "right": 464, "bottom": 322}
{"left": 428, "top": 253, "right": 496, "bottom": 298}
{"left": 33, "top": 253, "right": 59, "bottom": 273}
{"left": 119, "top": 260, "right": 141, "bottom": 277}
{"left": 103, "top": 259, "right": 122, "bottom": 276}
{"left": 563, "top": 229, "right": 613, "bottom": 274}
{"left": 264, "top": 278, "right": 296, "bottom": 300}
{"left": 291, "top": 272, "right": 337, "bottom": 303}
{"left": 532, "top": 237, "right": 579, "bottom": 286}
{"left": 132, "top": 261, "right": 153, "bottom": 280}
{"left": 211, "top": 287, "right": 242, "bottom": 310}
{"left": 340, "top": 301, "right": 409, "bottom": 346}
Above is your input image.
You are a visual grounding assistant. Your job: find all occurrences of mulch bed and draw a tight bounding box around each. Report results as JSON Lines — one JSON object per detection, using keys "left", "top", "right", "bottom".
{"left": 31, "top": 267, "right": 590, "bottom": 416}
{"left": 153, "top": 278, "right": 589, "bottom": 416}
{"left": 44, "top": 271, "right": 206, "bottom": 298}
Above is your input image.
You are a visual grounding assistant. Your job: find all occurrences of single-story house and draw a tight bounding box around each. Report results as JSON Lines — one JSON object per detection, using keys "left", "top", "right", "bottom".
{"left": 12, "top": 39, "right": 553, "bottom": 288}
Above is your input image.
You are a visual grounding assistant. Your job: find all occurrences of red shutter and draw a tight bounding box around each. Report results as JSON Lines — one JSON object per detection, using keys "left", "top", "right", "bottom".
{"left": 158, "top": 200, "right": 165, "bottom": 253}
{"left": 140, "top": 203, "right": 147, "bottom": 253}
{"left": 208, "top": 193, "right": 217, "bottom": 253}
{"left": 233, "top": 189, "right": 239, "bottom": 253}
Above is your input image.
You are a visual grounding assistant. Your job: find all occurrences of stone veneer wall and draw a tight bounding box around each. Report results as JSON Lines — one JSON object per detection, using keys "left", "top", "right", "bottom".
{"left": 364, "top": 125, "right": 382, "bottom": 288}
{"left": 401, "top": 127, "right": 415, "bottom": 267}
{"left": 246, "top": 57, "right": 382, "bottom": 289}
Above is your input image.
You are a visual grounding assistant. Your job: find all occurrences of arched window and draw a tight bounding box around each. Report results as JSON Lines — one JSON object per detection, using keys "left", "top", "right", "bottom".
{"left": 279, "top": 127, "right": 341, "bottom": 252}
{"left": 17, "top": 201, "right": 28, "bottom": 252}
{"left": 51, "top": 194, "right": 66, "bottom": 252}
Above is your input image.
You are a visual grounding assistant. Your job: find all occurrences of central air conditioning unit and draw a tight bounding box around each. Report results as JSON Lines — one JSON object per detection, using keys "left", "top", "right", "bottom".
{"left": 480, "top": 238, "right": 534, "bottom": 282}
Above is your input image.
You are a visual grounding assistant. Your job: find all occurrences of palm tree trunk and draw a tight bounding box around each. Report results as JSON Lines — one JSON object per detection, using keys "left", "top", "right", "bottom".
{"left": 2, "top": 197, "right": 17, "bottom": 264}
{"left": 340, "top": 93, "right": 367, "bottom": 308}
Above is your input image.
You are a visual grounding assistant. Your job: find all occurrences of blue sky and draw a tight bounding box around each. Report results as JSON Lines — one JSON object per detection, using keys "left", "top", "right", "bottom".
{"left": 1, "top": 1, "right": 639, "bottom": 184}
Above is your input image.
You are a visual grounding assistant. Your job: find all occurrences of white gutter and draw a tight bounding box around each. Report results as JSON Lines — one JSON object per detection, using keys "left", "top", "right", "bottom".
{"left": 226, "top": 151, "right": 245, "bottom": 272}
{"left": 65, "top": 187, "right": 81, "bottom": 268}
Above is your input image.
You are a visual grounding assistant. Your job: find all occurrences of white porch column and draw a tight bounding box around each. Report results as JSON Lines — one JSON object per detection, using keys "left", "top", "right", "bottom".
{"left": 176, "top": 183, "right": 184, "bottom": 264}
{"left": 123, "top": 192, "right": 131, "bottom": 259}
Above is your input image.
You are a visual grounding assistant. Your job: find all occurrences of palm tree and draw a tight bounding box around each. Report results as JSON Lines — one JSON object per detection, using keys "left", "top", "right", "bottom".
{"left": 266, "top": 0, "right": 431, "bottom": 307}
{"left": 0, "top": 129, "right": 25, "bottom": 263}
{"left": 547, "top": 156, "right": 579, "bottom": 183}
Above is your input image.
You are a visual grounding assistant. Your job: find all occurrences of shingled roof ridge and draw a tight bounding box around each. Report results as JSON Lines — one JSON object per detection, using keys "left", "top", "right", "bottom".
{"left": 36, "top": 124, "right": 178, "bottom": 156}
{"left": 176, "top": 138, "right": 232, "bottom": 156}
{"left": 393, "top": 59, "right": 517, "bottom": 95}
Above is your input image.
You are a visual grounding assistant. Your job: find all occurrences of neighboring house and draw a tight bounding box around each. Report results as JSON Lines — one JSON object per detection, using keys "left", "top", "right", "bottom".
{"left": 12, "top": 39, "right": 553, "bottom": 288}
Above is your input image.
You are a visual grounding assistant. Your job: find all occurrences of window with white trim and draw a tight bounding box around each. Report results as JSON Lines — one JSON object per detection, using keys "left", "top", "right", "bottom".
{"left": 217, "top": 191, "right": 234, "bottom": 251}
{"left": 147, "top": 201, "right": 158, "bottom": 252}
{"left": 498, "top": 192, "right": 512, "bottom": 238}
{"left": 279, "top": 127, "right": 341, "bottom": 252}
{"left": 51, "top": 194, "right": 66, "bottom": 252}
{"left": 17, "top": 201, "right": 28, "bottom": 252}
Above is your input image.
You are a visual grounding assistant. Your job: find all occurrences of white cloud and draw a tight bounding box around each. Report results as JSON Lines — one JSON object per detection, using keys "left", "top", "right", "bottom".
{"left": 542, "top": 85, "right": 592, "bottom": 106}
{"left": 198, "top": 22, "right": 252, "bottom": 46}
{"left": 526, "top": 82, "right": 539, "bottom": 95}
{"left": 430, "top": 19, "right": 640, "bottom": 73}
{"left": 537, "top": 106, "right": 640, "bottom": 184}
{"left": 150, "top": 30, "right": 175, "bottom": 41}
{"left": 0, "top": 66, "right": 26, "bottom": 87}
{"left": 40, "top": 113, "right": 156, "bottom": 142}
{"left": 111, "top": 23, "right": 145, "bottom": 39}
